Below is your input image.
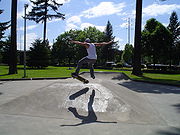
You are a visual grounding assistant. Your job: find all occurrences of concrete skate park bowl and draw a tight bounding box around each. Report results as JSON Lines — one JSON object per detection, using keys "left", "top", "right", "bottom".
{"left": 0, "top": 72, "right": 164, "bottom": 126}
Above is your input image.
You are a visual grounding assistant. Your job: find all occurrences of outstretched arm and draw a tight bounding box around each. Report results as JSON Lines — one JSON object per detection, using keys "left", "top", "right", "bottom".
{"left": 70, "top": 40, "right": 89, "bottom": 48}
{"left": 94, "top": 40, "right": 113, "bottom": 46}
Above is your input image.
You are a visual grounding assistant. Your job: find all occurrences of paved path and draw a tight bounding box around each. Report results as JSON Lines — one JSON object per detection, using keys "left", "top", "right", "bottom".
{"left": 0, "top": 72, "right": 179, "bottom": 135}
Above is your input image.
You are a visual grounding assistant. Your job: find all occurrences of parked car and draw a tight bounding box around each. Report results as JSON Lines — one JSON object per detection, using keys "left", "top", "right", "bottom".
{"left": 123, "top": 63, "right": 131, "bottom": 68}
{"left": 105, "top": 62, "right": 117, "bottom": 68}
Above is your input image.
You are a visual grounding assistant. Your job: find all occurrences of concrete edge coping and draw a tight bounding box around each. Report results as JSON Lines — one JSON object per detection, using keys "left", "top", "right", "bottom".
{"left": 0, "top": 71, "right": 179, "bottom": 87}
{"left": 81, "top": 71, "right": 180, "bottom": 87}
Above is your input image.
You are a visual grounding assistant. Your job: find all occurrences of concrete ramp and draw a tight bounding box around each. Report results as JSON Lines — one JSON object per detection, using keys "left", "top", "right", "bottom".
{"left": 0, "top": 72, "right": 164, "bottom": 125}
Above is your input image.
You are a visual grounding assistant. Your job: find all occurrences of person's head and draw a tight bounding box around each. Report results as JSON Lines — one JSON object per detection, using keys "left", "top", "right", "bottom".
{"left": 85, "top": 38, "right": 91, "bottom": 43}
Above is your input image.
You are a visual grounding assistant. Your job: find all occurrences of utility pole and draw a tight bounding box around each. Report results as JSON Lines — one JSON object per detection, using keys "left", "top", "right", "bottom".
{"left": 127, "top": 18, "right": 131, "bottom": 44}
{"left": 23, "top": 4, "right": 28, "bottom": 78}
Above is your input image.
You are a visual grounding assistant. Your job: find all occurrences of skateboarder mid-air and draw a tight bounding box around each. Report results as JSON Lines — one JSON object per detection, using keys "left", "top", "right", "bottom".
{"left": 70, "top": 38, "right": 113, "bottom": 79}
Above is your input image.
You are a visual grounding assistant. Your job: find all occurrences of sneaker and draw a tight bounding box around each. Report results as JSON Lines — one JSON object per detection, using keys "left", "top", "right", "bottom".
{"left": 91, "top": 75, "right": 95, "bottom": 79}
{"left": 68, "top": 107, "right": 76, "bottom": 113}
{"left": 71, "top": 72, "right": 78, "bottom": 77}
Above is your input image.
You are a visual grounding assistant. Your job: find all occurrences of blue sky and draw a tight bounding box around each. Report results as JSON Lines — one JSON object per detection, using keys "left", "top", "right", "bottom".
{"left": 0, "top": 0, "right": 180, "bottom": 50}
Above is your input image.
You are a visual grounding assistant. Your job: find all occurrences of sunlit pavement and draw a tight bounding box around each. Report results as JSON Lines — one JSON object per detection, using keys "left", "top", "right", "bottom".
{"left": 0, "top": 72, "right": 179, "bottom": 135}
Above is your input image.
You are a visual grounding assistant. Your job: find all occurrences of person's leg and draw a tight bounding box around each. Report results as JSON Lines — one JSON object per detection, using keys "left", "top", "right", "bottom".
{"left": 88, "top": 59, "right": 96, "bottom": 79}
{"left": 74, "top": 57, "right": 89, "bottom": 75}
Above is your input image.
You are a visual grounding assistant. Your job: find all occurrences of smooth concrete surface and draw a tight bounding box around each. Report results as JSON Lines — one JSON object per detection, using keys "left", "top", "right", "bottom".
{"left": 0, "top": 72, "right": 179, "bottom": 135}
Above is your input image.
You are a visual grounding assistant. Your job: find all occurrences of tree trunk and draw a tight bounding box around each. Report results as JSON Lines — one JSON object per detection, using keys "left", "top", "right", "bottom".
{"left": 43, "top": 0, "right": 48, "bottom": 42}
{"left": 132, "top": 0, "right": 142, "bottom": 76}
{"left": 9, "top": 0, "right": 17, "bottom": 74}
{"left": 169, "top": 45, "right": 172, "bottom": 70}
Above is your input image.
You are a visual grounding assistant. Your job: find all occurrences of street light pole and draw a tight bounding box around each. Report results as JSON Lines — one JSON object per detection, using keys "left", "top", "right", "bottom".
{"left": 127, "top": 18, "right": 131, "bottom": 44}
{"left": 23, "top": 4, "right": 28, "bottom": 78}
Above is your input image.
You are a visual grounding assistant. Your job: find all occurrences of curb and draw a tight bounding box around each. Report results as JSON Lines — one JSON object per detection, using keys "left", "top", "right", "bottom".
{"left": 0, "top": 71, "right": 179, "bottom": 87}
{"left": 0, "top": 77, "right": 71, "bottom": 81}
{"left": 81, "top": 71, "right": 180, "bottom": 87}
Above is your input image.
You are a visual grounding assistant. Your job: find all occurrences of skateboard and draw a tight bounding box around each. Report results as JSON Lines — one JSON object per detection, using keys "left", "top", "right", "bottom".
{"left": 72, "top": 74, "right": 89, "bottom": 84}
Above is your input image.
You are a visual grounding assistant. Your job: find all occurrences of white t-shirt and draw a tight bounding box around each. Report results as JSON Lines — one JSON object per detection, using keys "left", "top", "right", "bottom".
{"left": 86, "top": 43, "right": 97, "bottom": 59}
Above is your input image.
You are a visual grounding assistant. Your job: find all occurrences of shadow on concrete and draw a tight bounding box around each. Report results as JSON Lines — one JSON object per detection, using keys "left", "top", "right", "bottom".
{"left": 0, "top": 92, "right": 2, "bottom": 95}
{"left": 156, "top": 127, "right": 180, "bottom": 135}
{"left": 172, "top": 103, "right": 180, "bottom": 113}
{"left": 118, "top": 81, "right": 180, "bottom": 94}
{"left": 61, "top": 90, "right": 117, "bottom": 127}
{"left": 111, "top": 74, "right": 129, "bottom": 81}
{"left": 69, "top": 87, "right": 89, "bottom": 100}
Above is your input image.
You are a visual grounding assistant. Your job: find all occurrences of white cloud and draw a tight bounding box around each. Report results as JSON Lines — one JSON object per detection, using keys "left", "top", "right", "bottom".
{"left": 143, "top": 4, "right": 180, "bottom": 17}
{"left": 120, "top": 22, "right": 128, "bottom": 28}
{"left": 65, "top": 21, "right": 105, "bottom": 32}
{"left": 96, "top": 25, "right": 105, "bottom": 32}
{"left": 47, "top": 18, "right": 63, "bottom": 23}
{"left": 65, "top": 15, "right": 105, "bottom": 31}
{"left": 19, "top": 0, "right": 29, "bottom": 2}
{"left": 114, "top": 37, "right": 124, "bottom": 50}
{"left": 80, "top": 23, "right": 105, "bottom": 32}
{"left": 56, "top": 0, "right": 71, "bottom": 4}
{"left": 65, "top": 15, "right": 81, "bottom": 31}
{"left": 80, "top": 23, "right": 94, "bottom": 29}
{"left": 17, "top": 32, "right": 38, "bottom": 50}
{"left": 27, "top": 24, "right": 38, "bottom": 30}
{"left": 65, "top": 23, "right": 78, "bottom": 31}
{"left": 17, "top": 11, "right": 24, "bottom": 20}
{"left": 27, "top": 33, "right": 38, "bottom": 49}
{"left": 66, "top": 16, "right": 81, "bottom": 24}
{"left": 18, "top": 24, "right": 38, "bottom": 31}
{"left": 84, "top": 0, "right": 90, "bottom": 5}
{"left": 81, "top": 2, "right": 126, "bottom": 18}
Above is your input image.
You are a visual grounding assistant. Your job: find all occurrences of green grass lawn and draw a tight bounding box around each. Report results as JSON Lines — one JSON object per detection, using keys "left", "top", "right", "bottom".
{"left": 0, "top": 65, "right": 74, "bottom": 79}
{"left": 0, "top": 65, "right": 180, "bottom": 86}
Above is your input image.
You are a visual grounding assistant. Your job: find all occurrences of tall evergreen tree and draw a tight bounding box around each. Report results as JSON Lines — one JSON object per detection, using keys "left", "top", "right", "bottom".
{"left": 27, "top": 39, "right": 50, "bottom": 68}
{"left": 0, "top": 8, "right": 10, "bottom": 63}
{"left": 167, "top": 11, "right": 180, "bottom": 65}
{"left": 101, "top": 21, "right": 116, "bottom": 63}
{"left": 0, "top": 10, "right": 10, "bottom": 46}
{"left": 27, "top": 0, "right": 65, "bottom": 42}
{"left": 9, "top": 0, "right": 18, "bottom": 74}
{"left": 1, "top": 36, "right": 11, "bottom": 64}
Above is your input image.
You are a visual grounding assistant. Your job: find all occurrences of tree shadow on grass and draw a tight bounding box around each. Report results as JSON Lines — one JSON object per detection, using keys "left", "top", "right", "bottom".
{"left": 17, "top": 67, "right": 52, "bottom": 70}
{"left": 0, "top": 74, "right": 9, "bottom": 76}
{"left": 60, "top": 90, "right": 117, "bottom": 127}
